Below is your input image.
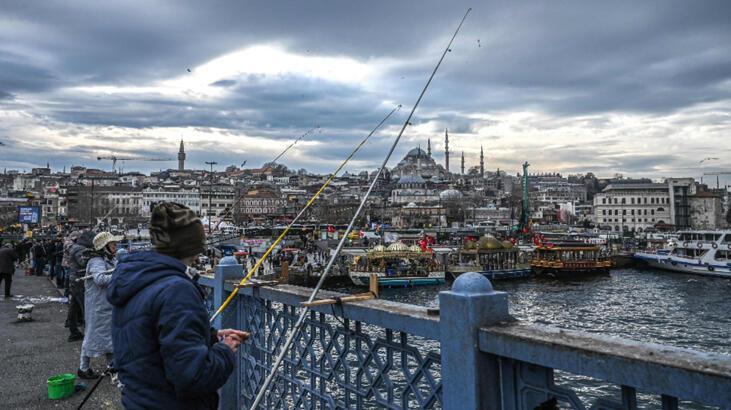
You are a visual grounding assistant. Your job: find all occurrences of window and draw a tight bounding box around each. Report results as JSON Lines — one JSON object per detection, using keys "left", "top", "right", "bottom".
{"left": 631, "top": 198, "right": 635, "bottom": 204}
{"left": 602, "top": 198, "right": 606, "bottom": 204}
{"left": 621, "top": 198, "right": 626, "bottom": 204}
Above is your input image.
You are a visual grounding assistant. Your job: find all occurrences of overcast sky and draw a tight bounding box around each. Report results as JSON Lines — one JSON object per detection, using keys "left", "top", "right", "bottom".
{"left": 1, "top": 1, "right": 730, "bottom": 182}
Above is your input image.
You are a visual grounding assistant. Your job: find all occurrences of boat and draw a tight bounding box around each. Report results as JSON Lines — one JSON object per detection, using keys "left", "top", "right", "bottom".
{"left": 633, "top": 230, "right": 731, "bottom": 278}
{"left": 530, "top": 241, "right": 612, "bottom": 277}
{"left": 348, "top": 242, "right": 446, "bottom": 287}
{"left": 447, "top": 235, "right": 532, "bottom": 281}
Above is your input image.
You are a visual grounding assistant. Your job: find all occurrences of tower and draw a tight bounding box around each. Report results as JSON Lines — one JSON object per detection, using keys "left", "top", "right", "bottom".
{"left": 444, "top": 129, "right": 449, "bottom": 172}
{"left": 427, "top": 139, "right": 431, "bottom": 157}
{"left": 178, "top": 139, "right": 186, "bottom": 171}
{"left": 461, "top": 151, "right": 465, "bottom": 175}
{"left": 479, "top": 146, "right": 484, "bottom": 178}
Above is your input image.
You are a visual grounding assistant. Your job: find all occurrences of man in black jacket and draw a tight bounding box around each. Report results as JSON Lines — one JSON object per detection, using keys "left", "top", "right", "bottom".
{"left": 66, "top": 231, "right": 95, "bottom": 341}
{"left": 0, "top": 244, "right": 18, "bottom": 298}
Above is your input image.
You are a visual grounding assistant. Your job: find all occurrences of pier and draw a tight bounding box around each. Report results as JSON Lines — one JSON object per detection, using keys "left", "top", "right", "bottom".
{"left": 201, "top": 258, "right": 731, "bottom": 409}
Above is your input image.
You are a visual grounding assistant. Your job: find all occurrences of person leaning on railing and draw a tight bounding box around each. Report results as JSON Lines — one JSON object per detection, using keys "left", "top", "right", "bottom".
{"left": 107, "top": 202, "right": 249, "bottom": 410}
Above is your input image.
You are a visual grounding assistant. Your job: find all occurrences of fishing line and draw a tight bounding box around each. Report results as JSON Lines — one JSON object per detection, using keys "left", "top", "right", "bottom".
{"left": 208, "top": 125, "right": 320, "bottom": 235}
{"left": 209, "top": 104, "right": 401, "bottom": 323}
{"left": 249, "top": 8, "right": 471, "bottom": 409}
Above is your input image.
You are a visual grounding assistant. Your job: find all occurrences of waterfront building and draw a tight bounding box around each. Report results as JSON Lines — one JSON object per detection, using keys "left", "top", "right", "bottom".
{"left": 392, "top": 203, "right": 447, "bottom": 228}
{"left": 689, "top": 191, "right": 728, "bottom": 230}
{"left": 390, "top": 174, "right": 439, "bottom": 205}
{"left": 240, "top": 186, "right": 287, "bottom": 223}
{"left": 142, "top": 185, "right": 201, "bottom": 216}
{"left": 593, "top": 183, "right": 673, "bottom": 232}
{"left": 200, "top": 184, "right": 236, "bottom": 220}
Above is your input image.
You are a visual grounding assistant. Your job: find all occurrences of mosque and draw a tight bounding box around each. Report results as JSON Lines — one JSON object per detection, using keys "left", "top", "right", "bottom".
{"left": 391, "top": 134, "right": 450, "bottom": 181}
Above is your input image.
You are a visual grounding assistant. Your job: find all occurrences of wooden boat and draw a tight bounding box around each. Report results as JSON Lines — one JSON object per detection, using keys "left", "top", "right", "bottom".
{"left": 348, "top": 242, "right": 445, "bottom": 287}
{"left": 530, "top": 241, "right": 612, "bottom": 277}
{"left": 447, "top": 235, "right": 532, "bottom": 281}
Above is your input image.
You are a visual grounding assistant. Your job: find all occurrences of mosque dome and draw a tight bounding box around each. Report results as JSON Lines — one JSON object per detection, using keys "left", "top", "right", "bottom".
{"left": 371, "top": 245, "right": 386, "bottom": 253}
{"left": 408, "top": 244, "right": 422, "bottom": 253}
{"left": 387, "top": 242, "right": 409, "bottom": 252}
{"left": 397, "top": 174, "right": 425, "bottom": 185}
{"left": 405, "top": 147, "right": 428, "bottom": 158}
{"left": 439, "top": 188, "right": 463, "bottom": 200}
{"left": 478, "top": 235, "right": 503, "bottom": 250}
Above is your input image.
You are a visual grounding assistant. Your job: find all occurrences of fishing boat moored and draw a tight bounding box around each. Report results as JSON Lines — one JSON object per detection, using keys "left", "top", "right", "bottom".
{"left": 447, "top": 235, "right": 532, "bottom": 281}
{"left": 348, "top": 242, "right": 445, "bottom": 287}
{"left": 530, "top": 241, "right": 612, "bottom": 277}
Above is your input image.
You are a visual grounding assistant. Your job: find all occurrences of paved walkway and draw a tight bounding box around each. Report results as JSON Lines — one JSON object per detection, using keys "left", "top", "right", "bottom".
{"left": 0, "top": 271, "right": 122, "bottom": 409}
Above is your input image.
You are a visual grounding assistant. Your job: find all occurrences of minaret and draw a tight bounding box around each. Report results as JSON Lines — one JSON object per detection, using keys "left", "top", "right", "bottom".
{"left": 178, "top": 139, "right": 186, "bottom": 171}
{"left": 479, "top": 145, "right": 484, "bottom": 178}
{"left": 461, "top": 151, "right": 465, "bottom": 175}
{"left": 427, "top": 139, "right": 431, "bottom": 157}
{"left": 444, "top": 129, "right": 449, "bottom": 172}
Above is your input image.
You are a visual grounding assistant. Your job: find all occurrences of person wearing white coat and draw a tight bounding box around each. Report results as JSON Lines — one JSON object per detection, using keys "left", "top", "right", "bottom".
{"left": 77, "top": 232, "right": 122, "bottom": 379}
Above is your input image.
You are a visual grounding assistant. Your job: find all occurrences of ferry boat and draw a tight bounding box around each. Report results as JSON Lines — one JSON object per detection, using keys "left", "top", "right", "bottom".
{"left": 348, "top": 242, "right": 446, "bottom": 287}
{"left": 633, "top": 230, "right": 731, "bottom": 278}
{"left": 447, "top": 235, "right": 532, "bottom": 281}
{"left": 530, "top": 241, "right": 612, "bottom": 277}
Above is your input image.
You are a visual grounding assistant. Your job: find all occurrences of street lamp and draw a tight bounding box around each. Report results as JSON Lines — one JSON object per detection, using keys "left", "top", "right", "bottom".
{"left": 205, "top": 161, "right": 218, "bottom": 233}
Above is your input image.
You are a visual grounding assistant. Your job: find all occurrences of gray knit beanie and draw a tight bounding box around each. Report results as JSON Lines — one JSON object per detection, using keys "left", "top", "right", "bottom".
{"left": 150, "top": 202, "right": 205, "bottom": 259}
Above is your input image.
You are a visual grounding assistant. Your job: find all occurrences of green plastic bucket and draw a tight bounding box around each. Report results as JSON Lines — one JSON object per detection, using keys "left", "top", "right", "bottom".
{"left": 47, "top": 373, "right": 76, "bottom": 400}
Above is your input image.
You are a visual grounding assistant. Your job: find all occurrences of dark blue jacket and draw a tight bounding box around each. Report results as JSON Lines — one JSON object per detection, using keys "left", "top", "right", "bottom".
{"left": 107, "top": 251, "right": 235, "bottom": 409}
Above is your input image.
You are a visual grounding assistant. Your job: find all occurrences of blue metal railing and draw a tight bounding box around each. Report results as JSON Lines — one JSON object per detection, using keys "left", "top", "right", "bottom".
{"left": 201, "top": 263, "right": 731, "bottom": 410}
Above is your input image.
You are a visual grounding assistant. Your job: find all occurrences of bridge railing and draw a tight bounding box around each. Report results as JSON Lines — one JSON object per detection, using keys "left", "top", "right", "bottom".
{"left": 201, "top": 260, "right": 731, "bottom": 409}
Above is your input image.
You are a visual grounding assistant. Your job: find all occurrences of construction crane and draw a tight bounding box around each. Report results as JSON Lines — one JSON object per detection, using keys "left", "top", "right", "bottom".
{"left": 97, "top": 156, "right": 174, "bottom": 172}
{"left": 702, "top": 171, "right": 731, "bottom": 189}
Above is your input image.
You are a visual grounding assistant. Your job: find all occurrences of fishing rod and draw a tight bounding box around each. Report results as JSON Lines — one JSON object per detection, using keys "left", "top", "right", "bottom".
{"left": 269, "top": 125, "right": 319, "bottom": 165}
{"left": 209, "top": 104, "right": 401, "bottom": 323}
{"left": 208, "top": 125, "right": 320, "bottom": 235}
{"left": 249, "top": 8, "right": 472, "bottom": 409}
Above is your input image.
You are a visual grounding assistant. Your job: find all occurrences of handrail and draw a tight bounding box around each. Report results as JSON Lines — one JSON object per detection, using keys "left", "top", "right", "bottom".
{"left": 479, "top": 322, "right": 731, "bottom": 407}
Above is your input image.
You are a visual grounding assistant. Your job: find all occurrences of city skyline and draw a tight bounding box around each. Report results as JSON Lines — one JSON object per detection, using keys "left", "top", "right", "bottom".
{"left": 1, "top": 1, "right": 730, "bottom": 181}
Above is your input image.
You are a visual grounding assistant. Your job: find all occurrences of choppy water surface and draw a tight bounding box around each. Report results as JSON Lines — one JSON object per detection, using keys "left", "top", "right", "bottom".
{"left": 368, "top": 268, "right": 731, "bottom": 408}
{"left": 377, "top": 268, "right": 731, "bottom": 354}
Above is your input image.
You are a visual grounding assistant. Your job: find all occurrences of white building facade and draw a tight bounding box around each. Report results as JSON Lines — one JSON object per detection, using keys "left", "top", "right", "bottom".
{"left": 593, "top": 183, "right": 672, "bottom": 232}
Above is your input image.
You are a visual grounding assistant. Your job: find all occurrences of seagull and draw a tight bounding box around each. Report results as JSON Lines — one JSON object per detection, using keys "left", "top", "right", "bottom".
{"left": 477, "top": 39, "right": 481, "bottom": 47}
{"left": 186, "top": 68, "right": 191, "bottom": 73}
{"left": 699, "top": 157, "right": 719, "bottom": 164}
{"left": 241, "top": 160, "right": 247, "bottom": 167}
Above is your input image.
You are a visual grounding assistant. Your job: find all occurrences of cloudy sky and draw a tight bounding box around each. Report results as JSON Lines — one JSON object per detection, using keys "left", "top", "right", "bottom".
{"left": 1, "top": 0, "right": 730, "bottom": 183}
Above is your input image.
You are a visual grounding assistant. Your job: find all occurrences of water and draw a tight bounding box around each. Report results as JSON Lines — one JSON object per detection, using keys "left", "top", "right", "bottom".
{"left": 378, "top": 268, "right": 731, "bottom": 355}
{"left": 372, "top": 268, "right": 731, "bottom": 407}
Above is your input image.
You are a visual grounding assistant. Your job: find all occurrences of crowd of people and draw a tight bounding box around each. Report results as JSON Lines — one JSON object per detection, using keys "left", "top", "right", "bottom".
{"left": 0, "top": 202, "right": 250, "bottom": 409}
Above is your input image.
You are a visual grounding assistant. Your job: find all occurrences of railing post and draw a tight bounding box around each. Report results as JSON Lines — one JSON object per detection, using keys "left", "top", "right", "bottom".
{"left": 214, "top": 256, "right": 243, "bottom": 410}
{"left": 439, "top": 272, "right": 512, "bottom": 410}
